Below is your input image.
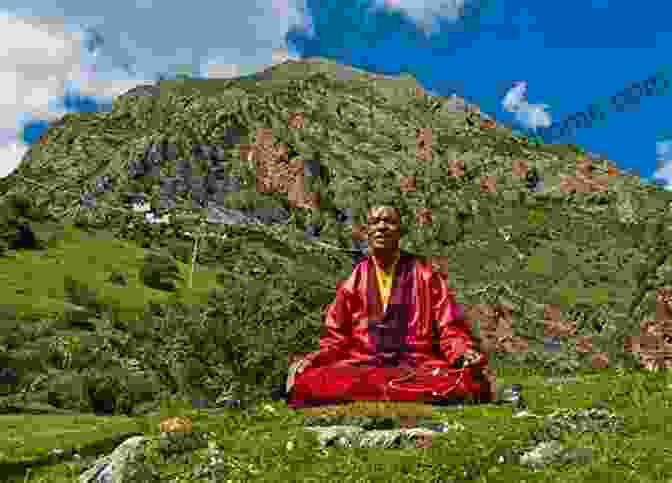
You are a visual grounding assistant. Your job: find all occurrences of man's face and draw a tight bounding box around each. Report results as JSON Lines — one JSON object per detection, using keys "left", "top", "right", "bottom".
{"left": 367, "top": 206, "right": 401, "bottom": 251}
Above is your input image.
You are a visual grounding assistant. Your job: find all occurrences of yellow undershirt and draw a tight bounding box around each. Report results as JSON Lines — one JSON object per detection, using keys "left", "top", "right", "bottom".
{"left": 374, "top": 256, "right": 399, "bottom": 309}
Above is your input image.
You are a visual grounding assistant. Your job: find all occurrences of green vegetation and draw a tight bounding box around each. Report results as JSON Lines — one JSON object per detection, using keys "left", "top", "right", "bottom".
{"left": 0, "top": 57, "right": 671, "bottom": 480}
{"left": 5, "top": 367, "right": 672, "bottom": 482}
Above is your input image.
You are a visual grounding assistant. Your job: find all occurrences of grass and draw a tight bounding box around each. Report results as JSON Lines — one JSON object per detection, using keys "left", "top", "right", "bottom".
{"left": 2, "top": 57, "right": 672, "bottom": 481}
{"left": 1, "top": 221, "right": 665, "bottom": 481}
{"left": 0, "top": 221, "right": 221, "bottom": 324}
{"left": 2, "top": 364, "right": 671, "bottom": 482}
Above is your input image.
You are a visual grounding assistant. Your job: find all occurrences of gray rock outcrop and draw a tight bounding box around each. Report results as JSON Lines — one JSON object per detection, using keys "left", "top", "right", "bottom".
{"left": 118, "top": 84, "right": 161, "bottom": 99}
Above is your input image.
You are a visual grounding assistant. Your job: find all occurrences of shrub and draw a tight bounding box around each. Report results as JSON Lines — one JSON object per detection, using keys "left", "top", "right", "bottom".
{"left": 83, "top": 366, "right": 163, "bottom": 416}
{"left": 0, "top": 192, "right": 48, "bottom": 221}
{"left": 45, "top": 371, "right": 90, "bottom": 412}
{"left": 63, "top": 275, "right": 109, "bottom": 316}
{"left": 139, "top": 251, "right": 184, "bottom": 292}
{"left": 108, "top": 270, "right": 128, "bottom": 286}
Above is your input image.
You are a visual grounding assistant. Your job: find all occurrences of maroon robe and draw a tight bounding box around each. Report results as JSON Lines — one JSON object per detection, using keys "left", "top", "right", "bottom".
{"left": 287, "top": 251, "right": 493, "bottom": 408}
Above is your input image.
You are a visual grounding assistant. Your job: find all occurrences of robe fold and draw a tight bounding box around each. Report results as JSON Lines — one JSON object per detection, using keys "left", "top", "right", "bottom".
{"left": 287, "top": 251, "right": 494, "bottom": 408}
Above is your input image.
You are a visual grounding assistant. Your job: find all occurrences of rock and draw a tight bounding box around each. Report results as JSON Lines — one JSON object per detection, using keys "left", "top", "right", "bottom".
{"left": 158, "top": 195, "right": 177, "bottom": 211}
{"left": 119, "top": 84, "right": 160, "bottom": 99}
{"left": 146, "top": 142, "right": 177, "bottom": 166}
{"left": 126, "top": 158, "right": 146, "bottom": 179}
{"left": 250, "top": 207, "right": 290, "bottom": 224}
{"left": 303, "top": 425, "right": 441, "bottom": 449}
{"left": 443, "top": 95, "right": 469, "bottom": 113}
{"left": 305, "top": 222, "right": 321, "bottom": 241}
{"left": 542, "top": 407, "right": 625, "bottom": 436}
{"left": 205, "top": 206, "right": 262, "bottom": 225}
{"left": 303, "top": 156, "right": 325, "bottom": 179}
{"left": 79, "top": 435, "right": 159, "bottom": 483}
{"left": 94, "top": 175, "right": 115, "bottom": 194}
{"left": 208, "top": 177, "right": 241, "bottom": 202}
{"left": 543, "top": 335, "right": 562, "bottom": 352}
{"left": 519, "top": 440, "right": 566, "bottom": 470}
{"left": 192, "top": 144, "right": 214, "bottom": 160}
{"left": 518, "top": 439, "right": 593, "bottom": 470}
{"left": 335, "top": 207, "right": 353, "bottom": 224}
{"left": 220, "top": 125, "right": 247, "bottom": 147}
{"left": 127, "top": 142, "right": 175, "bottom": 179}
{"left": 174, "top": 158, "right": 192, "bottom": 183}
{"left": 189, "top": 177, "right": 207, "bottom": 208}
{"left": 76, "top": 408, "right": 604, "bottom": 481}
{"left": 124, "top": 192, "right": 147, "bottom": 206}
{"left": 0, "top": 367, "right": 18, "bottom": 386}
{"left": 78, "top": 428, "right": 227, "bottom": 482}
{"left": 543, "top": 376, "right": 583, "bottom": 385}
{"left": 79, "top": 191, "right": 97, "bottom": 209}
{"left": 11, "top": 222, "right": 39, "bottom": 249}
{"left": 526, "top": 169, "right": 542, "bottom": 192}
{"left": 303, "top": 425, "right": 364, "bottom": 448}
{"left": 203, "top": 205, "right": 290, "bottom": 226}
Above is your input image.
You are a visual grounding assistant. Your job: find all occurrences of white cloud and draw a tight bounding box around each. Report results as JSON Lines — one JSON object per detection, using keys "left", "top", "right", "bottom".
{"left": 202, "top": 61, "right": 241, "bottom": 79}
{"left": 0, "top": 12, "right": 158, "bottom": 178}
{"left": 501, "top": 81, "right": 553, "bottom": 132}
{"left": 656, "top": 140, "right": 672, "bottom": 163}
{"left": 368, "top": 0, "right": 470, "bottom": 35}
{"left": 502, "top": 81, "right": 527, "bottom": 112}
{"left": 200, "top": 46, "right": 300, "bottom": 79}
{"left": 654, "top": 140, "right": 672, "bottom": 190}
{"left": 272, "top": 46, "right": 301, "bottom": 64}
{"left": 0, "top": 141, "right": 29, "bottom": 178}
{"left": 0, "top": 2, "right": 315, "bottom": 178}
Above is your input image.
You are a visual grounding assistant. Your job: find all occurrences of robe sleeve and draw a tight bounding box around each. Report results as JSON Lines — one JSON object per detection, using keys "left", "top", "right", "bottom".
{"left": 305, "top": 280, "right": 353, "bottom": 368}
{"left": 431, "top": 270, "right": 476, "bottom": 367}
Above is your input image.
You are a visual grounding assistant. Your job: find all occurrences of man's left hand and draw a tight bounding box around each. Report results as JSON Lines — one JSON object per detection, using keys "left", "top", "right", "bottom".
{"left": 460, "top": 349, "right": 483, "bottom": 367}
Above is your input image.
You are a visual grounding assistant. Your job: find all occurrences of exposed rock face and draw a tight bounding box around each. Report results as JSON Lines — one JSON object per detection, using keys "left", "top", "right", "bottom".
{"left": 118, "top": 84, "right": 161, "bottom": 99}
{"left": 73, "top": 139, "right": 293, "bottom": 227}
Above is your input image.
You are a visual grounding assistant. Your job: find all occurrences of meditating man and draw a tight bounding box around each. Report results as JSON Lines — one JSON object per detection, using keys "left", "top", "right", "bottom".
{"left": 286, "top": 205, "right": 495, "bottom": 408}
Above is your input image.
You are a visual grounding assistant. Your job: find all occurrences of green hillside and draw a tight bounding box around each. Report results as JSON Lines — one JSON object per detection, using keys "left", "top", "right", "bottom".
{"left": 0, "top": 56, "right": 672, "bottom": 481}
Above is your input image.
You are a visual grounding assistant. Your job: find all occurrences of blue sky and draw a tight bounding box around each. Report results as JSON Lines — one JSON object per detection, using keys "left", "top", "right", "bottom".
{"left": 2, "top": 0, "right": 672, "bottom": 189}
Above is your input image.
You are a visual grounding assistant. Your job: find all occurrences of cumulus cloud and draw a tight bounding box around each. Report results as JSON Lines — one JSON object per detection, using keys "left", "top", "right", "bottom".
{"left": 653, "top": 140, "right": 672, "bottom": 190}
{"left": 202, "top": 61, "right": 241, "bottom": 79}
{"left": 200, "top": 47, "right": 300, "bottom": 79}
{"left": 0, "top": 12, "right": 154, "bottom": 177}
{"left": 501, "top": 81, "right": 553, "bottom": 132}
{"left": 368, "top": 0, "right": 468, "bottom": 35}
{"left": 0, "top": 1, "right": 315, "bottom": 178}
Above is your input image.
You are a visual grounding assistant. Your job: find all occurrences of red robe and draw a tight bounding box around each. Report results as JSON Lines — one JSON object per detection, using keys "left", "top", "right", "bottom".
{"left": 287, "top": 251, "right": 493, "bottom": 408}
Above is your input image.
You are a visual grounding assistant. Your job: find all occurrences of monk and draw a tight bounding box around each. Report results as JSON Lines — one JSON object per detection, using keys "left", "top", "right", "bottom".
{"left": 286, "top": 205, "right": 495, "bottom": 408}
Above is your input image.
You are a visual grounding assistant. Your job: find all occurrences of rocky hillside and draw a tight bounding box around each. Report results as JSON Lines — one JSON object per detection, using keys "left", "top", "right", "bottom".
{"left": 1, "top": 57, "right": 672, "bottom": 416}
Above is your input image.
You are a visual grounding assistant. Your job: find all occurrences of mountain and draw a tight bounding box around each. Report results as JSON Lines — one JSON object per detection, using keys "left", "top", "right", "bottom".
{"left": 0, "top": 56, "right": 671, "bottom": 424}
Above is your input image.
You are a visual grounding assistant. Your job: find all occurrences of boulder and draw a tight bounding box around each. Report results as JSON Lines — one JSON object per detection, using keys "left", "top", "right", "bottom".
{"left": 118, "top": 84, "right": 160, "bottom": 99}
{"left": 75, "top": 401, "right": 617, "bottom": 481}
{"left": 79, "top": 435, "right": 158, "bottom": 483}
{"left": 10, "top": 222, "right": 40, "bottom": 250}
{"left": 205, "top": 206, "right": 262, "bottom": 225}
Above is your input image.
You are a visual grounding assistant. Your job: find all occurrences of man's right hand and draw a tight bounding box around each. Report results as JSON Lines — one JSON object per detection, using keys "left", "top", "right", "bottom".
{"left": 295, "top": 357, "right": 313, "bottom": 374}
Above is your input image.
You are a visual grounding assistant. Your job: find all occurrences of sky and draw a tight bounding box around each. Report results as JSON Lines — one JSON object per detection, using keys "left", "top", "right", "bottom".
{"left": 1, "top": 0, "right": 672, "bottom": 190}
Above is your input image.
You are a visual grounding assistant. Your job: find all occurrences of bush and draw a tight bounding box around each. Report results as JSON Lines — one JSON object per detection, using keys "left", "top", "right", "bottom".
{"left": 108, "top": 270, "right": 128, "bottom": 286}
{"left": 45, "top": 371, "right": 90, "bottom": 412}
{"left": 63, "top": 275, "right": 109, "bottom": 315}
{"left": 0, "top": 194, "right": 46, "bottom": 251}
{"left": 83, "top": 366, "right": 163, "bottom": 416}
{"left": 0, "top": 192, "right": 49, "bottom": 222}
{"left": 139, "top": 251, "right": 184, "bottom": 292}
